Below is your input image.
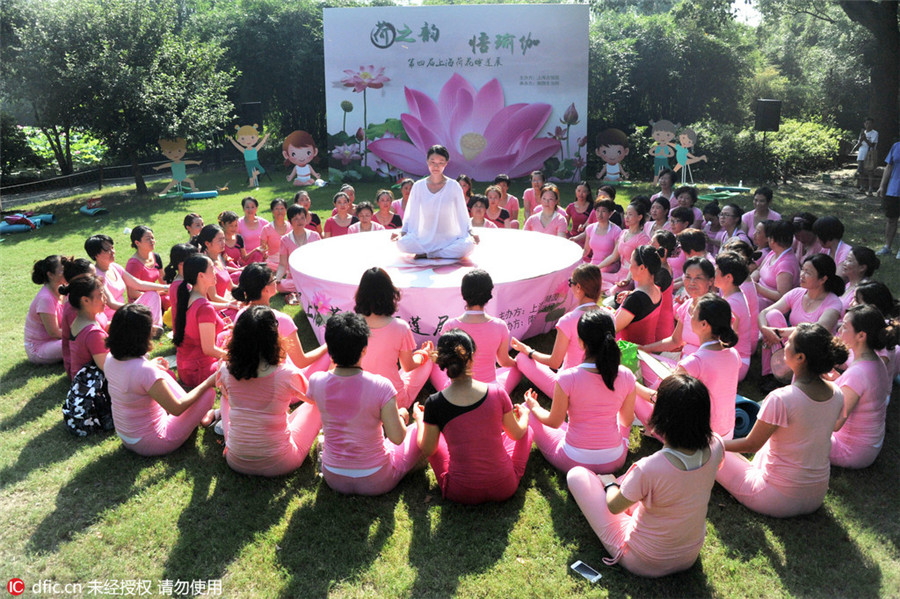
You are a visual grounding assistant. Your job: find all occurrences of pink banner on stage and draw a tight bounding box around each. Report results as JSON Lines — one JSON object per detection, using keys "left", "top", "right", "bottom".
{"left": 290, "top": 228, "right": 583, "bottom": 345}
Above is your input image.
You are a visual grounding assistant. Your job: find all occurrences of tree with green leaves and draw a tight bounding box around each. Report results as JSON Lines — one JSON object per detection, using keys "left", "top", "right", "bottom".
{"left": 6, "top": 0, "right": 236, "bottom": 192}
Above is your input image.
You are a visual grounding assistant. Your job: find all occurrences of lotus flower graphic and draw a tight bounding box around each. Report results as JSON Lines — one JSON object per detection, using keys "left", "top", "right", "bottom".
{"left": 368, "top": 73, "right": 560, "bottom": 181}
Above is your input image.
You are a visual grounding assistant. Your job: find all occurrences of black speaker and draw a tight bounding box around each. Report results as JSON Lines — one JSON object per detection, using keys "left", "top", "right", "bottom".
{"left": 238, "top": 102, "right": 264, "bottom": 130}
{"left": 755, "top": 99, "right": 782, "bottom": 132}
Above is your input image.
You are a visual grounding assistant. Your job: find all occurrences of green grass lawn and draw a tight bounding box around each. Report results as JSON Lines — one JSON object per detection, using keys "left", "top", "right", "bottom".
{"left": 1, "top": 165, "right": 898, "bottom": 598}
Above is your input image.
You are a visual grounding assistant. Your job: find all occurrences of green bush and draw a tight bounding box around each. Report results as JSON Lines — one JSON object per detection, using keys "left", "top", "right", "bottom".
{"left": 0, "top": 113, "right": 43, "bottom": 176}
{"left": 768, "top": 118, "right": 844, "bottom": 179}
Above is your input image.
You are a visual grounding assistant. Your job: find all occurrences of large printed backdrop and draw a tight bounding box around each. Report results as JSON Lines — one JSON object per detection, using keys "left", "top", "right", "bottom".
{"left": 324, "top": 5, "right": 589, "bottom": 183}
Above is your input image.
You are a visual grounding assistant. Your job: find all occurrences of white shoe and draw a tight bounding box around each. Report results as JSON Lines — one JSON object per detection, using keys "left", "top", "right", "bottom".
{"left": 876, "top": 246, "right": 891, "bottom": 256}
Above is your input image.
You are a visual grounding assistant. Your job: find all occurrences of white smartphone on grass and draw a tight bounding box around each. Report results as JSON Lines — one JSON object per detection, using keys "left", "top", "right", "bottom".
{"left": 570, "top": 560, "right": 602, "bottom": 583}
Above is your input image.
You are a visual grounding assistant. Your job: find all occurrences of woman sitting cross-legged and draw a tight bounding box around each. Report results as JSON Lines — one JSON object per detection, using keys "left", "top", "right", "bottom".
{"left": 524, "top": 311, "right": 635, "bottom": 474}
{"left": 414, "top": 329, "right": 532, "bottom": 504}
{"left": 307, "top": 312, "right": 422, "bottom": 496}
{"left": 173, "top": 255, "right": 228, "bottom": 388}
{"left": 512, "top": 264, "right": 604, "bottom": 398}
{"left": 429, "top": 269, "right": 521, "bottom": 394}
{"left": 716, "top": 323, "right": 846, "bottom": 518}
{"left": 105, "top": 304, "right": 216, "bottom": 456}
{"left": 217, "top": 306, "right": 321, "bottom": 476}
{"left": 567, "top": 374, "right": 724, "bottom": 578}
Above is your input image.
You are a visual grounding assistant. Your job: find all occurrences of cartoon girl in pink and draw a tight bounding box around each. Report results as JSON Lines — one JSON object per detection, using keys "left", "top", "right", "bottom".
{"left": 283, "top": 130, "right": 320, "bottom": 186}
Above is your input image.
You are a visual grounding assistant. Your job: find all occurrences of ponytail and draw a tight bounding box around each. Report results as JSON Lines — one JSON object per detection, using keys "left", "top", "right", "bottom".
{"left": 577, "top": 311, "right": 619, "bottom": 391}
{"left": 174, "top": 255, "right": 210, "bottom": 347}
{"left": 164, "top": 243, "right": 199, "bottom": 284}
{"left": 695, "top": 294, "right": 737, "bottom": 348}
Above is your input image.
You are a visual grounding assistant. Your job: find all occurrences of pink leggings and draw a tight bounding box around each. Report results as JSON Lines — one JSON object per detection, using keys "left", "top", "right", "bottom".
{"left": 567, "top": 467, "right": 698, "bottom": 577}
{"left": 429, "top": 363, "right": 521, "bottom": 396}
{"left": 224, "top": 402, "right": 322, "bottom": 477}
{"left": 323, "top": 424, "right": 422, "bottom": 496}
{"left": 119, "top": 388, "right": 216, "bottom": 456}
{"left": 428, "top": 428, "right": 534, "bottom": 504}
{"left": 177, "top": 355, "right": 218, "bottom": 389}
{"left": 530, "top": 420, "right": 628, "bottom": 474}
{"left": 25, "top": 339, "right": 63, "bottom": 364}
{"left": 829, "top": 432, "right": 880, "bottom": 470}
{"left": 514, "top": 352, "right": 557, "bottom": 397}
{"left": 715, "top": 451, "right": 827, "bottom": 518}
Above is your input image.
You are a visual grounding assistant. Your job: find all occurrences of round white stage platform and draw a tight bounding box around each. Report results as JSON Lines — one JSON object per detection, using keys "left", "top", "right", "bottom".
{"left": 290, "top": 228, "right": 583, "bottom": 344}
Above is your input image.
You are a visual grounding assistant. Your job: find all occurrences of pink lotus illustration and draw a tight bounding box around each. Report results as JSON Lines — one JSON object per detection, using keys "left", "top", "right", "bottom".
{"left": 368, "top": 73, "right": 560, "bottom": 181}
{"left": 340, "top": 66, "right": 390, "bottom": 92}
{"left": 331, "top": 142, "right": 362, "bottom": 166}
{"left": 312, "top": 291, "right": 331, "bottom": 315}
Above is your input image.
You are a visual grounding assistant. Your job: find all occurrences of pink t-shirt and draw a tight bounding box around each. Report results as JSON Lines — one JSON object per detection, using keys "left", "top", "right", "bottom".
{"left": 833, "top": 359, "right": 890, "bottom": 460}
{"left": 675, "top": 300, "right": 701, "bottom": 357}
{"left": 443, "top": 316, "right": 510, "bottom": 384}
{"left": 722, "top": 290, "right": 752, "bottom": 361}
{"left": 679, "top": 345, "right": 741, "bottom": 438}
{"left": 617, "top": 435, "right": 724, "bottom": 572}
{"left": 260, "top": 222, "right": 289, "bottom": 260}
{"left": 557, "top": 365, "right": 635, "bottom": 450}
{"left": 391, "top": 199, "right": 407, "bottom": 220}
{"left": 669, "top": 251, "right": 687, "bottom": 281}
{"left": 584, "top": 222, "right": 622, "bottom": 270}
{"left": 752, "top": 384, "right": 843, "bottom": 496}
{"left": 643, "top": 220, "right": 672, "bottom": 238}
{"left": 565, "top": 203, "right": 593, "bottom": 236}
{"left": 780, "top": 288, "right": 844, "bottom": 331}
{"left": 106, "top": 355, "right": 181, "bottom": 444}
{"left": 308, "top": 370, "right": 397, "bottom": 471}
{"left": 324, "top": 217, "right": 357, "bottom": 237}
{"left": 98, "top": 263, "right": 128, "bottom": 319}
{"left": 555, "top": 306, "right": 600, "bottom": 370}
{"left": 504, "top": 194, "right": 519, "bottom": 216}
{"left": 819, "top": 241, "right": 851, "bottom": 269}
{"left": 25, "top": 286, "right": 62, "bottom": 348}
{"left": 758, "top": 248, "right": 800, "bottom": 297}
{"left": 218, "top": 361, "right": 310, "bottom": 467}
{"left": 740, "top": 280, "right": 760, "bottom": 350}
{"left": 234, "top": 306, "right": 296, "bottom": 337}
{"left": 714, "top": 228, "right": 752, "bottom": 251}
{"left": 176, "top": 298, "right": 223, "bottom": 372}
{"left": 348, "top": 221, "right": 385, "bottom": 234}
{"left": 741, "top": 208, "right": 781, "bottom": 233}
{"left": 66, "top": 322, "right": 108, "bottom": 380}
{"left": 213, "top": 259, "right": 231, "bottom": 298}
{"left": 280, "top": 229, "right": 321, "bottom": 262}
{"left": 471, "top": 218, "right": 498, "bottom": 229}
{"left": 523, "top": 212, "right": 568, "bottom": 236}
{"left": 522, "top": 188, "right": 538, "bottom": 216}
{"left": 615, "top": 230, "right": 651, "bottom": 274}
{"left": 237, "top": 216, "right": 269, "bottom": 251}
{"left": 792, "top": 238, "right": 823, "bottom": 265}
{"left": 360, "top": 318, "right": 415, "bottom": 404}
{"left": 125, "top": 255, "right": 163, "bottom": 302}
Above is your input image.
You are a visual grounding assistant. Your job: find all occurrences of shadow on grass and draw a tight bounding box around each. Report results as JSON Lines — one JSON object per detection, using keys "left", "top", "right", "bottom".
{"left": 276, "top": 478, "right": 402, "bottom": 597}
{"left": 0, "top": 423, "right": 103, "bottom": 490}
{"left": 0, "top": 360, "right": 67, "bottom": 417}
{"left": 709, "top": 492, "right": 881, "bottom": 598}
{"left": 160, "top": 437, "right": 303, "bottom": 584}
{"left": 402, "top": 466, "right": 527, "bottom": 598}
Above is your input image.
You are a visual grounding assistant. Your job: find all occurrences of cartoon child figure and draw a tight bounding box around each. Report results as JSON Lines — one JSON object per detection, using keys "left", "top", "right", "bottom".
{"left": 648, "top": 120, "right": 677, "bottom": 184}
{"left": 153, "top": 138, "right": 201, "bottom": 196}
{"left": 595, "top": 128, "right": 630, "bottom": 182}
{"left": 283, "top": 130, "right": 320, "bottom": 186}
{"left": 229, "top": 124, "right": 270, "bottom": 188}
{"left": 673, "top": 128, "right": 708, "bottom": 183}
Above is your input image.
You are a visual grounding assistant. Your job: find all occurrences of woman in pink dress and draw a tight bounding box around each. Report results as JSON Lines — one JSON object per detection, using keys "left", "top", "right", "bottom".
{"left": 355, "top": 267, "right": 433, "bottom": 409}
{"left": 125, "top": 226, "right": 170, "bottom": 312}
{"left": 86, "top": 235, "right": 168, "bottom": 326}
{"left": 512, "top": 264, "right": 603, "bottom": 397}
{"left": 105, "top": 304, "right": 216, "bottom": 456}
{"left": 522, "top": 170, "right": 544, "bottom": 218}
{"left": 715, "top": 252, "right": 753, "bottom": 380}
{"left": 714, "top": 204, "right": 752, "bottom": 253}
{"left": 830, "top": 305, "right": 896, "bottom": 468}
{"left": 60, "top": 274, "right": 109, "bottom": 380}
{"left": 568, "top": 374, "right": 724, "bottom": 577}
{"left": 308, "top": 312, "right": 422, "bottom": 496}
{"left": 751, "top": 219, "right": 800, "bottom": 310}
{"left": 174, "top": 255, "right": 228, "bottom": 388}
{"left": 565, "top": 181, "right": 594, "bottom": 241}
{"left": 523, "top": 183, "right": 568, "bottom": 237}
{"left": 413, "top": 329, "right": 532, "bottom": 504}
{"left": 614, "top": 245, "right": 663, "bottom": 345}
{"left": 275, "top": 205, "right": 321, "bottom": 294}
{"left": 524, "top": 310, "right": 635, "bottom": 474}
{"left": 374, "top": 189, "right": 403, "bottom": 230}
{"left": 717, "top": 324, "right": 846, "bottom": 517}
{"left": 391, "top": 178, "right": 414, "bottom": 220}
{"left": 233, "top": 263, "right": 329, "bottom": 374}
{"left": 259, "top": 198, "right": 290, "bottom": 269}
{"left": 741, "top": 186, "right": 781, "bottom": 234}
{"left": 323, "top": 191, "right": 358, "bottom": 238}
{"left": 597, "top": 202, "right": 651, "bottom": 292}
{"left": 25, "top": 255, "right": 66, "bottom": 364}
{"left": 582, "top": 199, "right": 622, "bottom": 273}
{"left": 218, "top": 306, "right": 321, "bottom": 476}
{"left": 431, "top": 269, "right": 521, "bottom": 393}
{"left": 196, "top": 225, "right": 236, "bottom": 302}
{"left": 237, "top": 196, "right": 269, "bottom": 262}
{"left": 643, "top": 196, "right": 671, "bottom": 238}
{"left": 759, "top": 254, "right": 844, "bottom": 378}
{"left": 650, "top": 229, "right": 676, "bottom": 340}
{"left": 218, "top": 210, "right": 247, "bottom": 267}
{"left": 837, "top": 246, "right": 880, "bottom": 312}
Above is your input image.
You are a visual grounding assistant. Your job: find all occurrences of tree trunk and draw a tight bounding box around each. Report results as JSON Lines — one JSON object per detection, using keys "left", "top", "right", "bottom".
{"left": 839, "top": 0, "right": 900, "bottom": 159}
{"left": 39, "top": 125, "right": 73, "bottom": 175}
{"left": 131, "top": 152, "right": 148, "bottom": 195}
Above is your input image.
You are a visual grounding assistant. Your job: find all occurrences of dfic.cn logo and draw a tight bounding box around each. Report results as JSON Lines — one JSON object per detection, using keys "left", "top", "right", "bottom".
{"left": 7, "top": 578, "right": 25, "bottom": 596}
